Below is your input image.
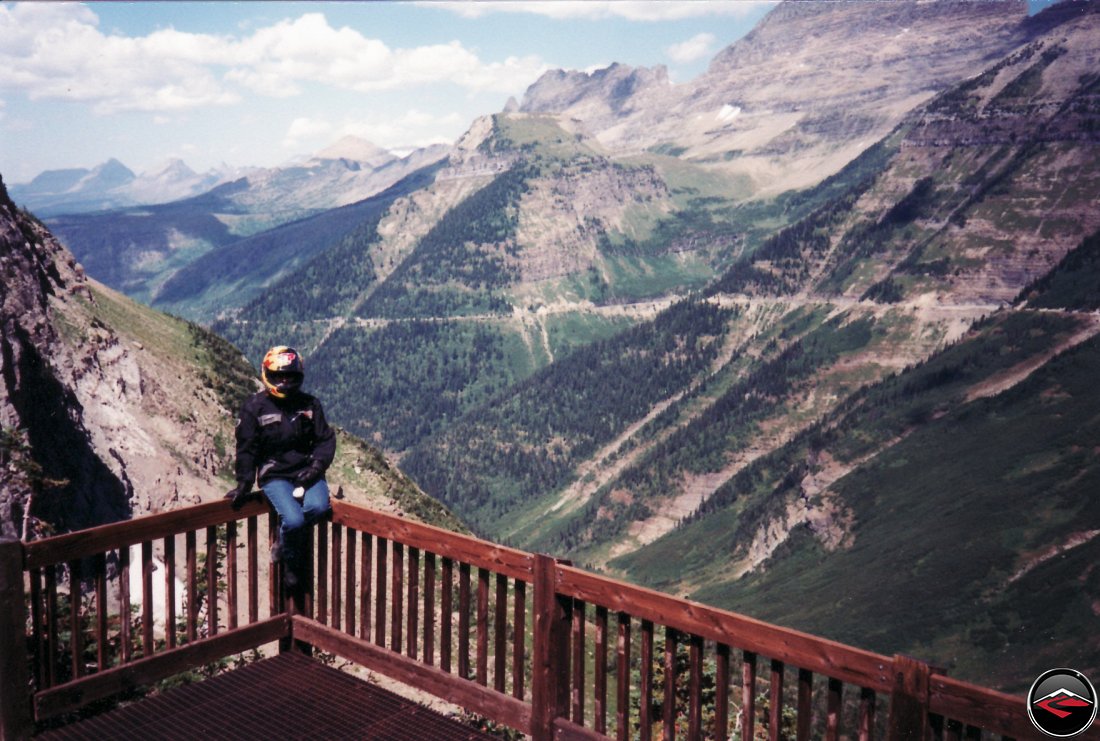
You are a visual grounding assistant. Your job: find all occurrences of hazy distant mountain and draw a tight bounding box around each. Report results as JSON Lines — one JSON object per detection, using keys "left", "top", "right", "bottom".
{"left": 10, "top": 158, "right": 138, "bottom": 215}
{"left": 315, "top": 135, "right": 398, "bottom": 168}
{"left": 229, "top": 138, "right": 451, "bottom": 217}
{"left": 41, "top": 139, "right": 452, "bottom": 312}
{"left": 12, "top": 135, "right": 448, "bottom": 224}
{"left": 124, "top": 158, "right": 227, "bottom": 206}
{"left": 8, "top": 157, "right": 235, "bottom": 216}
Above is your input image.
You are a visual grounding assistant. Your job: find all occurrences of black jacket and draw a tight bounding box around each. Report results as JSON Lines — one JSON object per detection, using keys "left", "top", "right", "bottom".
{"left": 234, "top": 390, "right": 336, "bottom": 486}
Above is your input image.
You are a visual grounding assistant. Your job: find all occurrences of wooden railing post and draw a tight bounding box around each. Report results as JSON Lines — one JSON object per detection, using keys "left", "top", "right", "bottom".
{"left": 0, "top": 538, "right": 33, "bottom": 741}
{"left": 281, "top": 531, "right": 314, "bottom": 656}
{"left": 887, "top": 654, "right": 932, "bottom": 740}
{"left": 531, "top": 554, "right": 570, "bottom": 741}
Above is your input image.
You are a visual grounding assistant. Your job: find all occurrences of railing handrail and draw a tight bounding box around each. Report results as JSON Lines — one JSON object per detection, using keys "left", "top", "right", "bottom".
{"left": 329, "top": 506, "right": 885, "bottom": 686}
{"left": 23, "top": 498, "right": 268, "bottom": 570}
{"left": 929, "top": 674, "right": 1036, "bottom": 739}
{"left": 6, "top": 499, "right": 1054, "bottom": 740}
{"left": 337, "top": 502, "right": 1043, "bottom": 739}
{"left": 555, "top": 562, "right": 894, "bottom": 693}
{"left": 331, "top": 500, "right": 534, "bottom": 581}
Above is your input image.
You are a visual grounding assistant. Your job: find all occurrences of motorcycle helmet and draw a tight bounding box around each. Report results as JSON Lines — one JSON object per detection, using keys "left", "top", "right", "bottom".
{"left": 261, "top": 346, "right": 304, "bottom": 398}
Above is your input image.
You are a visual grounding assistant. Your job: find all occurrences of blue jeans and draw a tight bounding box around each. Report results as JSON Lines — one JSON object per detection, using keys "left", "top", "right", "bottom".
{"left": 262, "top": 478, "right": 331, "bottom": 574}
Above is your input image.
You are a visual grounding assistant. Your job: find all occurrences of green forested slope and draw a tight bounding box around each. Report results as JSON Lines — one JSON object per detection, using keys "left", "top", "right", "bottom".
{"left": 401, "top": 299, "right": 734, "bottom": 531}
{"left": 359, "top": 164, "right": 534, "bottom": 318}
{"left": 614, "top": 310, "right": 1100, "bottom": 691}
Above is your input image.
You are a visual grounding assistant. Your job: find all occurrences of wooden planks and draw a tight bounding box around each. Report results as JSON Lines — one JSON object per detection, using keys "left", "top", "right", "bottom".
{"left": 34, "top": 616, "right": 289, "bottom": 720}
{"left": 292, "top": 616, "right": 531, "bottom": 735}
{"left": 12, "top": 499, "right": 1049, "bottom": 741}
{"left": 557, "top": 564, "right": 893, "bottom": 693}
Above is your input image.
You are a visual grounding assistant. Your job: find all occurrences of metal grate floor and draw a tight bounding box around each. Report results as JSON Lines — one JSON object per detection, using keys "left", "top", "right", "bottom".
{"left": 35, "top": 651, "right": 498, "bottom": 740}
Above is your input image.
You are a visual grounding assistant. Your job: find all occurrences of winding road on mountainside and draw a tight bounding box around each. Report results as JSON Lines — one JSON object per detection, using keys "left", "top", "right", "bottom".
{"left": 303, "top": 288, "right": 1098, "bottom": 567}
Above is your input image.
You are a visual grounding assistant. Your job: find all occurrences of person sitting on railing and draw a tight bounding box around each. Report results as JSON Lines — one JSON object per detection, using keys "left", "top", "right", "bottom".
{"left": 225, "top": 345, "right": 336, "bottom": 587}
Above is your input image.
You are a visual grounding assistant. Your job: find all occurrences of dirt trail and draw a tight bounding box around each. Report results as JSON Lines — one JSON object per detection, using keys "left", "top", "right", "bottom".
{"left": 548, "top": 390, "right": 687, "bottom": 518}
{"left": 1006, "top": 529, "right": 1100, "bottom": 586}
{"left": 965, "top": 312, "right": 1100, "bottom": 403}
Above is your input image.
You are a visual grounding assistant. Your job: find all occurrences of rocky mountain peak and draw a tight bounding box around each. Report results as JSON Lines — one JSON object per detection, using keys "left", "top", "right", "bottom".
{"left": 519, "top": 61, "right": 670, "bottom": 117}
{"left": 80, "top": 158, "right": 136, "bottom": 190}
{"left": 146, "top": 158, "right": 197, "bottom": 179}
{"left": 314, "top": 135, "right": 396, "bottom": 168}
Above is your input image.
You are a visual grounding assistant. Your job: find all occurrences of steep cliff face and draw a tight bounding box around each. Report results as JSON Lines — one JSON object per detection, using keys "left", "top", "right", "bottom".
{"left": 520, "top": 63, "right": 671, "bottom": 120}
{"left": 0, "top": 176, "right": 130, "bottom": 538}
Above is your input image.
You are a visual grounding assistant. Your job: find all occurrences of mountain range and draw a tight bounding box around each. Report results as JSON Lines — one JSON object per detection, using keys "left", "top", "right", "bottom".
{"left": 9, "top": 157, "right": 229, "bottom": 216}
{"left": 7, "top": 135, "right": 444, "bottom": 219}
{"left": 27, "top": 139, "right": 450, "bottom": 313}
{"left": 5, "top": 0, "right": 1099, "bottom": 693}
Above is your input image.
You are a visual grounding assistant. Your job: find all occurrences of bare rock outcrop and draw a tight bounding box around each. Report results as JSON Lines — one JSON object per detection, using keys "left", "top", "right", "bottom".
{"left": 1, "top": 174, "right": 238, "bottom": 539}
{"left": 516, "top": 0, "right": 1032, "bottom": 194}
{"left": 1, "top": 175, "right": 129, "bottom": 538}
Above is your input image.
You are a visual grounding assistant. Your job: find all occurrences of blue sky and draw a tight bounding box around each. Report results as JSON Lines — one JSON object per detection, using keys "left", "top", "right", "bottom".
{"left": 0, "top": 1, "right": 777, "bottom": 183}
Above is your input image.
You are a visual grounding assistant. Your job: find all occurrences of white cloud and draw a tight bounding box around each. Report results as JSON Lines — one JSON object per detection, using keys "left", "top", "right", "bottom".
{"left": 229, "top": 18, "right": 546, "bottom": 96}
{"left": 435, "top": 1, "right": 775, "bottom": 21}
{"left": 0, "top": 4, "right": 239, "bottom": 113}
{"left": 282, "top": 110, "right": 469, "bottom": 154}
{"left": 667, "top": 33, "right": 717, "bottom": 64}
{"left": 340, "top": 110, "right": 468, "bottom": 150}
{"left": 0, "top": 5, "right": 547, "bottom": 114}
{"left": 282, "top": 116, "right": 334, "bottom": 149}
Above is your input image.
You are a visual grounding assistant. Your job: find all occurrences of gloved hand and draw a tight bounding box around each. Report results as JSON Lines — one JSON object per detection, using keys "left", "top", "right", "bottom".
{"left": 225, "top": 481, "right": 253, "bottom": 510}
{"left": 293, "top": 460, "right": 325, "bottom": 490}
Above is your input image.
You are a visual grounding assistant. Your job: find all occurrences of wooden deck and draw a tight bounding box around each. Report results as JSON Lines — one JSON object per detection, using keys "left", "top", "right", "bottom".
{"left": 34, "top": 651, "right": 494, "bottom": 741}
{"left": 1, "top": 498, "right": 1065, "bottom": 740}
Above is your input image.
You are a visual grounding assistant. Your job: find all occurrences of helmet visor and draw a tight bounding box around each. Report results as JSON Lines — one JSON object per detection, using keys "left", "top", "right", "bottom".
{"left": 265, "top": 370, "right": 303, "bottom": 395}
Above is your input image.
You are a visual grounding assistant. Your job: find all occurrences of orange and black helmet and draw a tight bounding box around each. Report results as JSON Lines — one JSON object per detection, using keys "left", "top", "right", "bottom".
{"left": 261, "top": 346, "right": 304, "bottom": 398}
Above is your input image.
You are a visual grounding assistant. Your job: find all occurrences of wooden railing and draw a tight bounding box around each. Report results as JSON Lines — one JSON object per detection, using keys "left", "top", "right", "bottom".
{"left": 0, "top": 499, "right": 1062, "bottom": 740}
